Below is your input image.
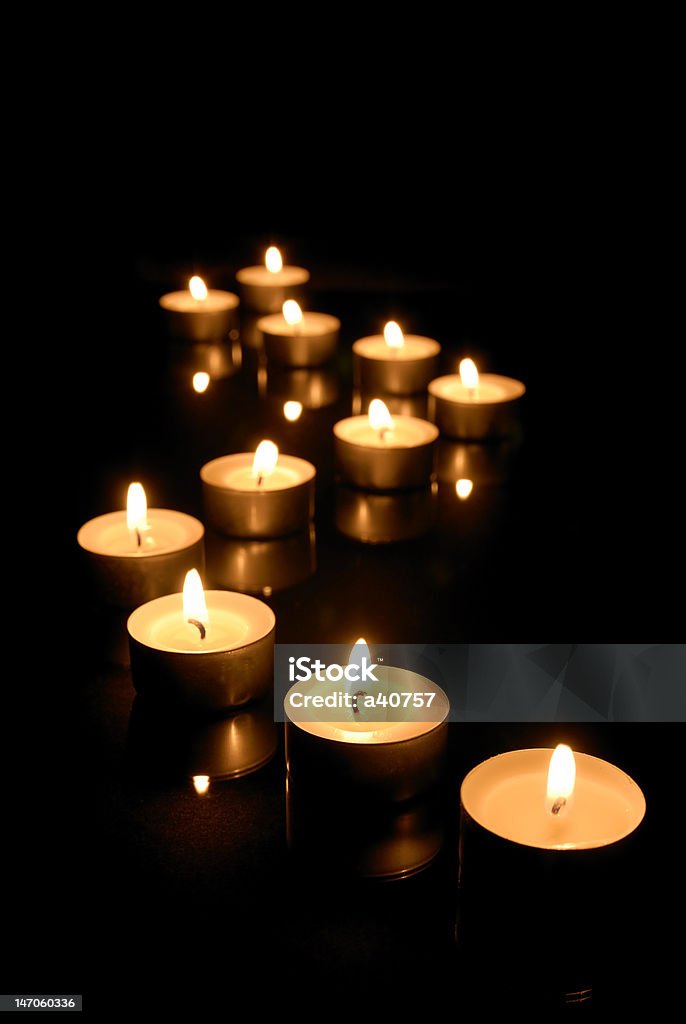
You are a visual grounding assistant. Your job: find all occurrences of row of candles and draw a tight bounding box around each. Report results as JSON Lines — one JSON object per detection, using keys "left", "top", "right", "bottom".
{"left": 78, "top": 247, "right": 645, "bottom": 1001}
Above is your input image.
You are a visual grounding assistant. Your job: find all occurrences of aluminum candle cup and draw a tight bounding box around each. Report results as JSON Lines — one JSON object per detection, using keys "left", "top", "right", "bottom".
{"left": 77, "top": 509, "right": 205, "bottom": 609}
{"left": 201, "top": 453, "right": 315, "bottom": 538}
{"left": 285, "top": 667, "right": 450, "bottom": 802}
{"left": 205, "top": 527, "right": 316, "bottom": 595}
{"left": 458, "top": 749, "right": 646, "bottom": 1007}
{"left": 128, "top": 590, "right": 275, "bottom": 711}
{"left": 159, "top": 289, "right": 240, "bottom": 343}
{"left": 353, "top": 334, "right": 440, "bottom": 395}
{"left": 429, "top": 373, "right": 525, "bottom": 440}
{"left": 335, "top": 485, "right": 434, "bottom": 544}
{"left": 236, "top": 263, "right": 310, "bottom": 314}
{"left": 258, "top": 312, "right": 340, "bottom": 367}
{"left": 334, "top": 415, "right": 438, "bottom": 490}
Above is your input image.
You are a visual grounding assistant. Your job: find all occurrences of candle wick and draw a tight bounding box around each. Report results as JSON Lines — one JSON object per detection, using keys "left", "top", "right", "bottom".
{"left": 379, "top": 428, "right": 388, "bottom": 442}
{"left": 135, "top": 528, "right": 142, "bottom": 548}
{"left": 256, "top": 473, "right": 264, "bottom": 487}
{"left": 351, "top": 690, "right": 367, "bottom": 714}
{"left": 188, "top": 618, "right": 206, "bottom": 640}
{"left": 551, "top": 797, "right": 566, "bottom": 816}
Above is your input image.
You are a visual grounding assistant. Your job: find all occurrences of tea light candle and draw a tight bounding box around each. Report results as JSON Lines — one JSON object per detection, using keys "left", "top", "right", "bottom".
{"left": 160, "top": 275, "right": 240, "bottom": 343}
{"left": 334, "top": 399, "right": 438, "bottom": 490}
{"left": 458, "top": 746, "right": 646, "bottom": 1006}
{"left": 236, "top": 246, "right": 310, "bottom": 313}
{"left": 128, "top": 569, "right": 275, "bottom": 711}
{"left": 429, "top": 359, "right": 525, "bottom": 439}
{"left": 201, "top": 440, "right": 315, "bottom": 537}
{"left": 285, "top": 640, "right": 449, "bottom": 802}
{"left": 77, "top": 483, "right": 205, "bottom": 608}
{"left": 353, "top": 321, "right": 441, "bottom": 395}
{"left": 258, "top": 301, "right": 340, "bottom": 367}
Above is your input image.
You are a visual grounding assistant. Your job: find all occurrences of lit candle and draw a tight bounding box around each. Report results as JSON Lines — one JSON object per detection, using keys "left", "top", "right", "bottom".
{"left": 201, "top": 440, "right": 315, "bottom": 537}
{"left": 258, "top": 300, "right": 340, "bottom": 367}
{"left": 77, "top": 482, "right": 205, "bottom": 608}
{"left": 353, "top": 321, "right": 441, "bottom": 395}
{"left": 334, "top": 399, "right": 438, "bottom": 490}
{"left": 236, "top": 246, "right": 310, "bottom": 313}
{"left": 458, "top": 745, "right": 646, "bottom": 1006}
{"left": 285, "top": 639, "right": 450, "bottom": 801}
{"left": 127, "top": 569, "right": 275, "bottom": 710}
{"left": 159, "top": 275, "right": 240, "bottom": 343}
{"left": 335, "top": 484, "right": 434, "bottom": 543}
{"left": 429, "top": 358, "right": 525, "bottom": 439}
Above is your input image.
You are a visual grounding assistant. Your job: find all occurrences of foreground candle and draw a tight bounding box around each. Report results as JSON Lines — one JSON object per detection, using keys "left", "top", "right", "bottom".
{"left": 258, "top": 300, "right": 340, "bottom": 367}
{"left": 353, "top": 321, "right": 441, "bottom": 395}
{"left": 128, "top": 569, "right": 275, "bottom": 710}
{"left": 458, "top": 745, "right": 646, "bottom": 1007}
{"left": 201, "top": 440, "right": 315, "bottom": 537}
{"left": 159, "top": 275, "right": 240, "bottom": 343}
{"left": 285, "top": 640, "right": 449, "bottom": 801}
{"left": 236, "top": 246, "right": 310, "bottom": 313}
{"left": 77, "top": 482, "right": 205, "bottom": 608}
{"left": 429, "top": 358, "right": 525, "bottom": 439}
{"left": 334, "top": 399, "right": 438, "bottom": 490}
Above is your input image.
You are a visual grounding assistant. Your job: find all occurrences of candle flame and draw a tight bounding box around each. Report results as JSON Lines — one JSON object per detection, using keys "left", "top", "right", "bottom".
{"left": 546, "top": 744, "right": 576, "bottom": 818}
{"left": 283, "top": 300, "right": 303, "bottom": 326}
{"left": 192, "top": 371, "right": 210, "bottom": 393}
{"left": 189, "top": 276, "right": 208, "bottom": 301}
{"left": 368, "top": 399, "right": 394, "bottom": 435}
{"left": 126, "top": 482, "right": 148, "bottom": 532}
{"left": 252, "top": 439, "right": 279, "bottom": 480}
{"left": 265, "top": 246, "right": 283, "bottom": 273}
{"left": 350, "top": 637, "right": 370, "bottom": 663}
{"left": 283, "top": 400, "right": 303, "bottom": 422}
{"left": 183, "top": 569, "right": 209, "bottom": 626}
{"left": 459, "top": 358, "right": 479, "bottom": 390}
{"left": 456, "top": 479, "right": 474, "bottom": 500}
{"left": 383, "top": 321, "right": 405, "bottom": 350}
{"left": 193, "top": 775, "right": 210, "bottom": 795}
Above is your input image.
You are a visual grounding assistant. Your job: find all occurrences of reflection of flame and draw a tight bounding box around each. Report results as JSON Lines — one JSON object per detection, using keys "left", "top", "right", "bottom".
{"left": 283, "top": 401, "right": 303, "bottom": 422}
{"left": 282, "top": 300, "right": 303, "bottom": 326}
{"left": 252, "top": 440, "right": 279, "bottom": 480}
{"left": 183, "top": 569, "right": 209, "bottom": 626}
{"left": 127, "top": 482, "right": 148, "bottom": 533}
{"left": 265, "top": 246, "right": 283, "bottom": 273}
{"left": 189, "top": 276, "right": 208, "bottom": 301}
{"left": 193, "top": 775, "right": 210, "bottom": 795}
{"left": 192, "top": 371, "right": 210, "bottom": 393}
{"left": 383, "top": 321, "right": 405, "bottom": 350}
{"left": 455, "top": 479, "right": 473, "bottom": 500}
{"left": 546, "top": 744, "right": 576, "bottom": 818}
{"left": 459, "top": 358, "right": 479, "bottom": 390}
{"left": 368, "top": 399, "right": 394, "bottom": 435}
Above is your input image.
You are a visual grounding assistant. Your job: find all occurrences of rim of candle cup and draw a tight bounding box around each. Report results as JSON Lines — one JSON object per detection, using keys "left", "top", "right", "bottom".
{"left": 333, "top": 415, "right": 439, "bottom": 449}
{"left": 127, "top": 590, "right": 275, "bottom": 655}
{"left": 461, "top": 748, "right": 646, "bottom": 851}
{"left": 236, "top": 266, "right": 310, "bottom": 285}
{"left": 200, "top": 453, "right": 316, "bottom": 490}
{"left": 429, "top": 373, "right": 526, "bottom": 405}
{"left": 257, "top": 312, "right": 341, "bottom": 336}
{"left": 159, "top": 290, "right": 240, "bottom": 312}
{"left": 77, "top": 509, "right": 204, "bottom": 557}
{"left": 353, "top": 335, "right": 441, "bottom": 360}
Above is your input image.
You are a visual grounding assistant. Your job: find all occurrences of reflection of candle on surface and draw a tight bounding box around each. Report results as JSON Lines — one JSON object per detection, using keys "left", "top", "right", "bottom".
{"left": 334, "top": 400, "right": 438, "bottom": 490}
{"left": 429, "top": 359, "right": 525, "bottom": 440}
{"left": 258, "top": 302, "right": 340, "bottom": 367}
{"left": 335, "top": 484, "right": 434, "bottom": 544}
{"left": 77, "top": 483, "right": 205, "bottom": 608}
{"left": 455, "top": 478, "right": 474, "bottom": 500}
{"left": 201, "top": 442, "right": 315, "bottom": 537}
{"left": 236, "top": 247, "right": 310, "bottom": 313}
{"left": 193, "top": 775, "right": 210, "bottom": 796}
{"left": 353, "top": 321, "right": 441, "bottom": 395}
{"left": 192, "top": 371, "right": 210, "bottom": 393}
{"left": 283, "top": 400, "right": 303, "bottom": 422}
{"left": 127, "top": 569, "right": 275, "bottom": 710}
{"left": 159, "top": 275, "right": 239, "bottom": 343}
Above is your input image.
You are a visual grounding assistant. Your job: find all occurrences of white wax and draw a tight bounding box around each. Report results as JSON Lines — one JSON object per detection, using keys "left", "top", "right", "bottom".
{"left": 236, "top": 265, "right": 310, "bottom": 288}
{"left": 128, "top": 590, "right": 275, "bottom": 655}
{"left": 77, "top": 509, "right": 203, "bottom": 558}
{"left": 258, "top": 312, "right": 340, "bottom": 337}
{"left": 159, "top": 290, "right": 239, "bottom": 314}
{"left": 201, "top": 453, "right": 315, "bottom": 492}
{"left": 286, "top": 666, "right": 449, "bottom": 745}
{"left": 353, "top": 335, "right": 440, "bottom": 361}
{"left": 429, "top": 373, "right": 525, "bottom": 406}
{"left": 333, "top": 415, "right": 438, "bottom": 449}
{"left": 461, "top": 749, "right": 646, "bottom": 851}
